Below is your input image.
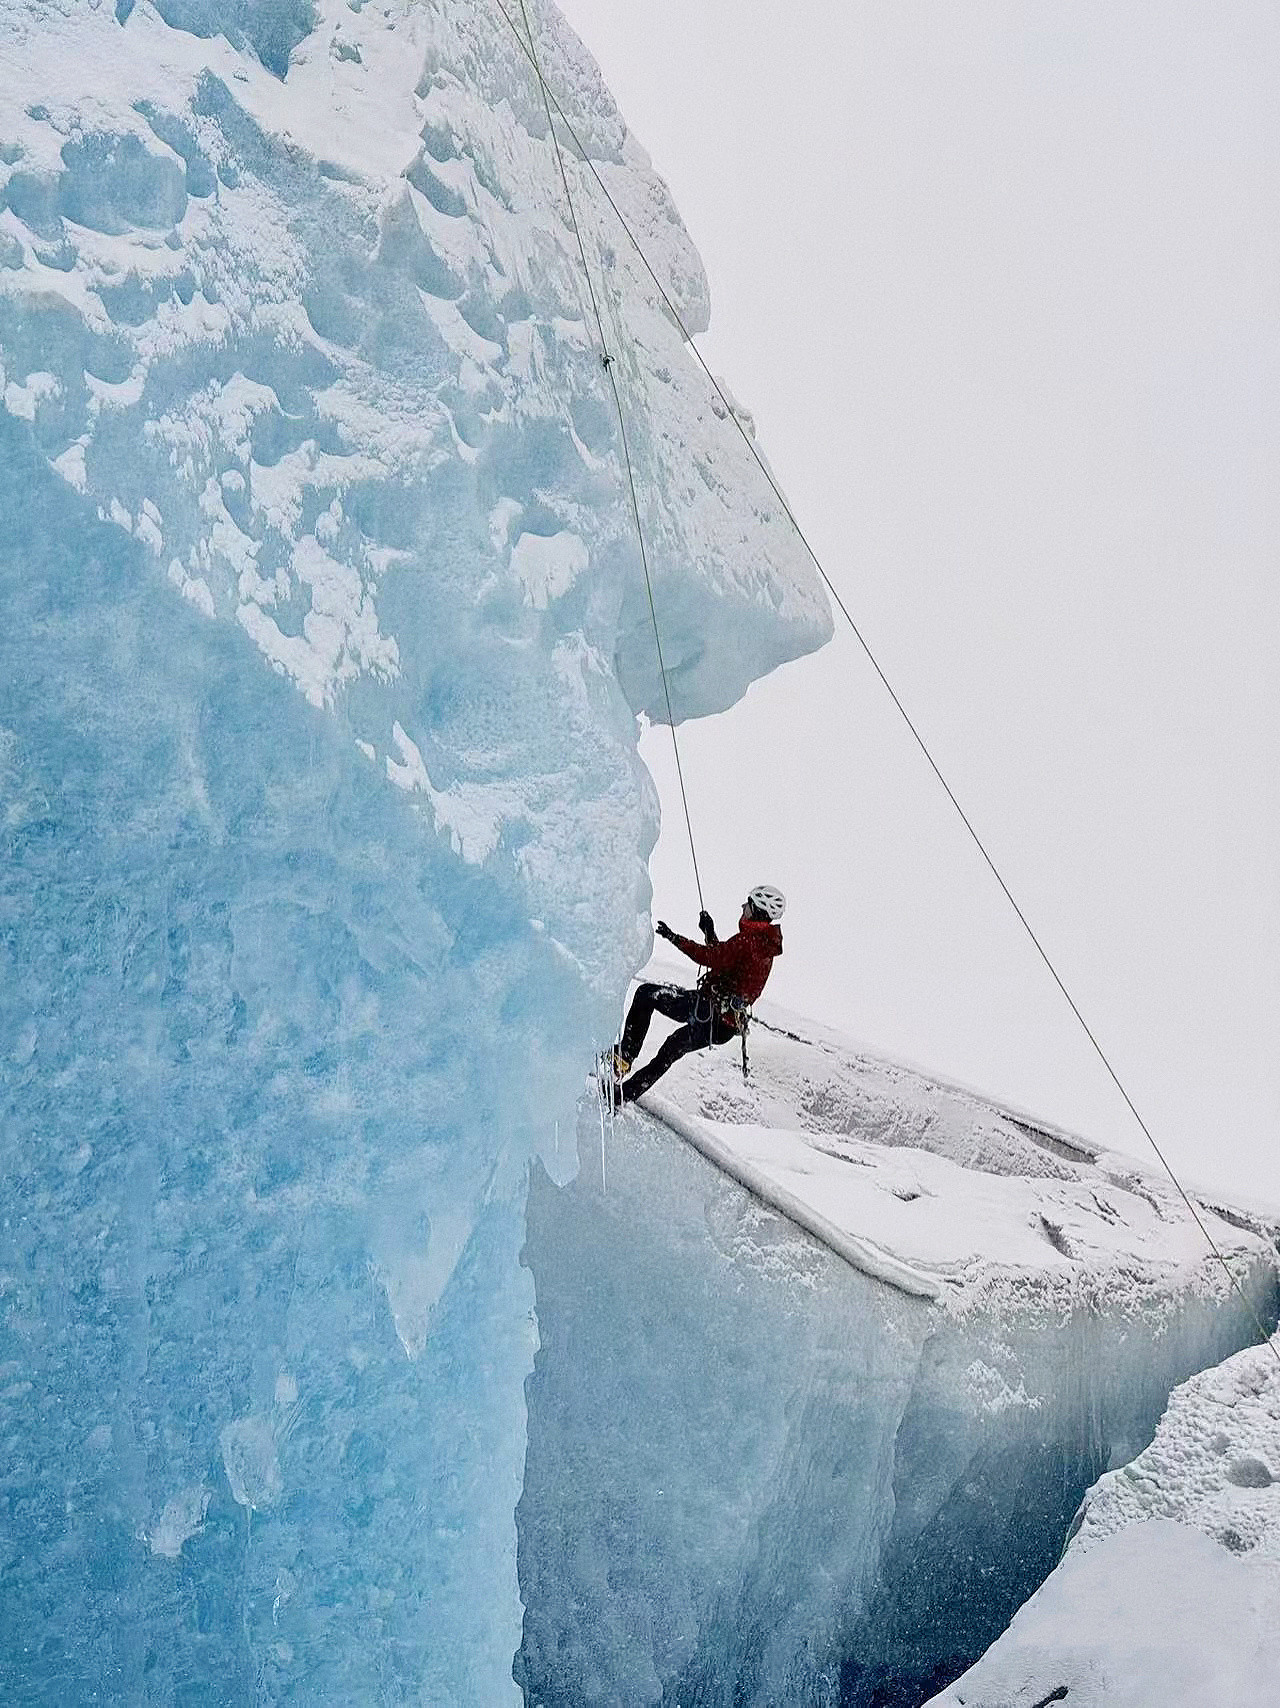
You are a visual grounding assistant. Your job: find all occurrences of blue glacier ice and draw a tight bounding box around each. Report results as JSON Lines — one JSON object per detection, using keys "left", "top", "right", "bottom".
{"left": 0, "top": 2, "right": 828, "bottom": 1700}
{"left": 5, "top": 4, "right": 1273, "bottom": 1705}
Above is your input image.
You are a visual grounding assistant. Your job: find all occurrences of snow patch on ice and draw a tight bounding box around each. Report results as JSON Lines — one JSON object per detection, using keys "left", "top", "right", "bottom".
{"left": 149, "top": 1486, "right": 213, "bottom": 1560}
{"left": 52, "top": 438, "right": 87, "bottom": 491}
{"left": 167, "top": 554, "right": 216, "bottom": 616}
{"left": 4, "top": 368, "right": 59, "bottom": 420}
{"left": 510, "top": 527, "right": 589, "bottom": 608}
{"left": 220, "top": 1414, "right": 284, "bottom": 1513}
{"left": 963, "top": 1357, "right": 1043, "bottom": 1416}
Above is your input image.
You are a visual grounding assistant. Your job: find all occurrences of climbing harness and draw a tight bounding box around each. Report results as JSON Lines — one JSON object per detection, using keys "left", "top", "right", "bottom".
{"left": 496, "top": 0, "right": 1280, "bottom": 1367}
{"left": 691, "top": 979, "right": 752, "bottom": 1081}
{"left": 720, "top": 991, "right": 752, "bottom": 1082}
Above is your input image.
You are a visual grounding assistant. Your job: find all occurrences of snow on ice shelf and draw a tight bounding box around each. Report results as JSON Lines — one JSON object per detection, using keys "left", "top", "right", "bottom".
{"left": 0, "top": 2, "right": 829, "bottom": 1704}
{"left": 517, "top": 996, "right": 1280, "bottom": 1707}
{"left": 632, "top": 976, "right": 1277, "bottom": 1298}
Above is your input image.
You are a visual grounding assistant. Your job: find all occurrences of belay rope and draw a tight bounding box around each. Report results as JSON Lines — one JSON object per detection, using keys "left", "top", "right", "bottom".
{"left": 513, "top": 0, "right": 704, "bottom": 916}
{"left": 500, "top": 0, "right": 1280, "bottom": 1364}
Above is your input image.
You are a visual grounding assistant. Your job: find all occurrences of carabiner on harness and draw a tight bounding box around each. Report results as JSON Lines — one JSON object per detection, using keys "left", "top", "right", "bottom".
{"left": 694, "top": 977, "right": 753, "bottom": 1079}
{"left": 714, "top": 989, "right": 752, "bottom": 1080}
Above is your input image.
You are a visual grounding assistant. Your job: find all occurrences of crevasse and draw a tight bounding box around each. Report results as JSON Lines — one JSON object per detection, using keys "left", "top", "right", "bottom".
{"left": 926, "top": 1332, "right": 1280, "bottom": 1707}
{"left": 0, "top": 2, "right": 828, "bottom": 1701}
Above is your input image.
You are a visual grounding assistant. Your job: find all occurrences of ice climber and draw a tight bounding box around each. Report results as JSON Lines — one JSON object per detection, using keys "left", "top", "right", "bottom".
{"left": 608, "top": 885, "right": 786, "bottom": 1104}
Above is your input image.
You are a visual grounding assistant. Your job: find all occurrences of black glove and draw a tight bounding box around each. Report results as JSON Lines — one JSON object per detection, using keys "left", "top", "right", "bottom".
{"left": 655, "top": 920, "right": 675, "bottom": 942}
{"left": 698, "top": 910, "right": 717, "bottom": 942}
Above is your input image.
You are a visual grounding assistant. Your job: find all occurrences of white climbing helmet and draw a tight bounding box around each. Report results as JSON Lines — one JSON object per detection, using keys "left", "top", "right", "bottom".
{"left": 747, "top": 884, "right": 786, "bottom": 922}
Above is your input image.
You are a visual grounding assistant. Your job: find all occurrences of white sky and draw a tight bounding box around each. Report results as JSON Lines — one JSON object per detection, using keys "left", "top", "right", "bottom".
{"left": 554, "top": 0, "right": 1279, "bottom": 1206}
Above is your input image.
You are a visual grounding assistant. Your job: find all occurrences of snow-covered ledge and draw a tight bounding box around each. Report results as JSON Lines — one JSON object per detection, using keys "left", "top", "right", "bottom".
{"left": 518, "top": 995, "right": 1279, "bottom": 1705}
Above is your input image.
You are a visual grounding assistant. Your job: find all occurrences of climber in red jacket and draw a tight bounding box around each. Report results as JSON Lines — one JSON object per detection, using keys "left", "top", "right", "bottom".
{"left": 609, "top": 885, "right": 785, "bottom": 1104}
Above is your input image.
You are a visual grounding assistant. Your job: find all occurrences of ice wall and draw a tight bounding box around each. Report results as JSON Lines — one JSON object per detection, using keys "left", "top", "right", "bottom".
{"left": 0, "top": 2, "right": 829, "bottom": 1700}
{"left": 517, "top": 1016, "right": 1279, "bottom": 1707}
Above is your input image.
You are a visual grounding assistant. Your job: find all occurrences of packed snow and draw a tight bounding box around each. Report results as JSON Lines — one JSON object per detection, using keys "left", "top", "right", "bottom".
{"left": 926, "top": 1335, "right": 1280, "bottom": 1708}
{"left": 518, "top": 972, "right": 1280, "bottom": 1705}
{"left": 0, "top": 2, "right": 828, "bottom": 1701}
{"left": 630, "top": 975, "right": 1278, "bottom": 1300}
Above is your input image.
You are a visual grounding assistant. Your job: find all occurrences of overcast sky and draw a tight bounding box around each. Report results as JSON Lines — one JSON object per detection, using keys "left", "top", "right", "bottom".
{"left": 555, "top": 0, "right": 1279, "bottom": 1206}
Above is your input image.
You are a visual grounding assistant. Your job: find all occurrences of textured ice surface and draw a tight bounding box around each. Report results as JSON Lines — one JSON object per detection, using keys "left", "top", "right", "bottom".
{"left": 0, "top": 2, "right": 828, "bottom": 1701}
{"left": 926, "top": 1335, "right": 1280, "bottom": 1707}
{"left": 1072, "top": 1330, "right": 1280, "bottom": 1563}
{"left": 518, "top": 990, "right": 1280, "bottom": 1705}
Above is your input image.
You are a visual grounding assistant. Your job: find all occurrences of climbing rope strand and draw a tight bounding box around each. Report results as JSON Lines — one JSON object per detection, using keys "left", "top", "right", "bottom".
{"left": 513, "top": 0, "right": 609, "bottom": 356}
{"left": 513, "top": 0, "right": 704, "bottom": 912}
{"left": 494, "top": 0, "right": 1279, "bottom": 1362}
{"left": 603, "top": 357, "right": 706, "bottom": 912}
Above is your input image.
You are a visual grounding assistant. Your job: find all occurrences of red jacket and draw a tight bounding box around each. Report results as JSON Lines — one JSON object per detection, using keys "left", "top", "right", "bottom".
{"left": 668, "top": 916, "right": 782, "bottom": 1005}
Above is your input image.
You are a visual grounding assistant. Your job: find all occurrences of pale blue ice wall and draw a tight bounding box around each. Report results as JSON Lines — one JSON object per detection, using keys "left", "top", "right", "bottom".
{"left": 0, "top": 2, "right": 829, "bottom": 1700}
{"left": 0, "top": 414, "right": 554, "bottom": 1700}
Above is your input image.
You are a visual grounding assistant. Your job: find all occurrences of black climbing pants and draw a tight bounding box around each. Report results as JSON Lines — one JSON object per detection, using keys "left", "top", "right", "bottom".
{"left": 618, "top": 982, "right": 737, "bottom": 1103}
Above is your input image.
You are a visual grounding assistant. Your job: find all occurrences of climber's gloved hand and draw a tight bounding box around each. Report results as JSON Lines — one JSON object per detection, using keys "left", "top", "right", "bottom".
{"left": 698, "top": 910, "right": 715, "bottom": 940}
{"left": 655, "top": 920, "right": 675, "bottom": 942}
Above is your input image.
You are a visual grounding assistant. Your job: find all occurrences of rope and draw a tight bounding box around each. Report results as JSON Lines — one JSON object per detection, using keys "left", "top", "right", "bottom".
{"left": 512, "top": 0, "right": 704, "bottom": 913}
{"left": 492, "top": 0, "right": 1280, "bottom": 1365}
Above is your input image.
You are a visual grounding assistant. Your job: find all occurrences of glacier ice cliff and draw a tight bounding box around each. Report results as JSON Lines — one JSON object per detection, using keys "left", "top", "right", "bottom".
{"left": 0, "top": 2, "right": 828, "bottom": 1701}
{"left": 517, "top": 995, "right": 1279, "bottom": 1706}
{"left": 4, "top": 4, "right": 1271, "bottom": 1704}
